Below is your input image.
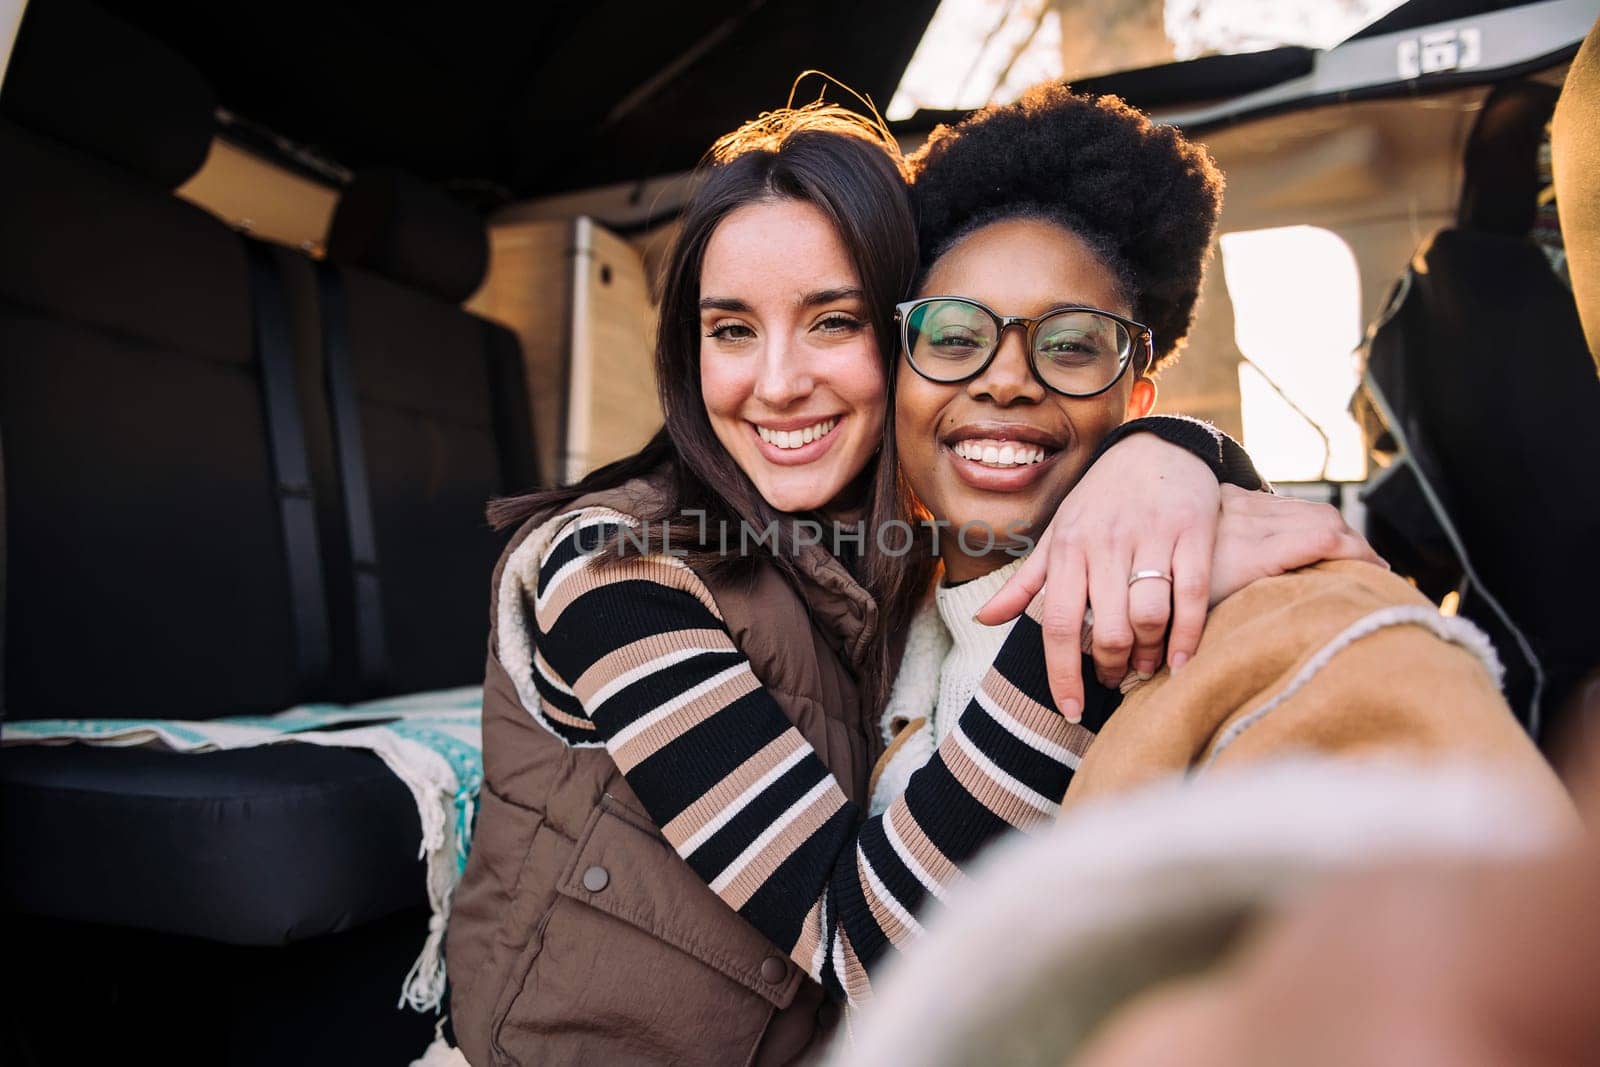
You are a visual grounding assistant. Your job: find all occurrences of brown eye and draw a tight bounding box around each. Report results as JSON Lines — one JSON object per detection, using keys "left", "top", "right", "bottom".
{"left": 708, "top": 322, "right": 755, "bottom": 341}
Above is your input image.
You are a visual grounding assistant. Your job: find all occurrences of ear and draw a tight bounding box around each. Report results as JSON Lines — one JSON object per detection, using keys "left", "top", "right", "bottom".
{"left": 1125, "top": 377, "right": 1157, "bottom": 420}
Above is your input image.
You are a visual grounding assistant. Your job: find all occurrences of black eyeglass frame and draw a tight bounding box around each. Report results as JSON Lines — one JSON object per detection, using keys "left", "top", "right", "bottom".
{"left": 894, "top": 296, "right": 1155, "bottom": 398}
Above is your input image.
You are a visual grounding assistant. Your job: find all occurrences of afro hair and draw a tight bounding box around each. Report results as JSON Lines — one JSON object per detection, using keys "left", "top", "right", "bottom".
{"left": 907, "top": 84, "right": 1224, "bottom": 370}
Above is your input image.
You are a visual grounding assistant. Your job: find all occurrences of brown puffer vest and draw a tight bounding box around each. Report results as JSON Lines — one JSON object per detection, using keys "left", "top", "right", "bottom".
{"left": 448, "top": 476, "right": 880, "bottom": 1066}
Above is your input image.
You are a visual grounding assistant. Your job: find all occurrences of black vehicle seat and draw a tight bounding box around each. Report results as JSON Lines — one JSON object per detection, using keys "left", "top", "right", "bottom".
{"left": 0, "top": 1, "right": 327, "bottom": 721}
{"left": 1357, "top": 80, "right": 1600, "bottom": 747}
{"left": 0, "top": 0, "right": 423, "bottom": 944}
{"left": 0, "top": 2, "right": 537, "bottom": 1060}
{"left": 316, "top": 169, "right": 538, "bottom": 702}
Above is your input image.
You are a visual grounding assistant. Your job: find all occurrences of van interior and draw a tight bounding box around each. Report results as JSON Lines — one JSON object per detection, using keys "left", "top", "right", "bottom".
{"left": 2, "top": 0, "right": 1596, "bottom": 1062}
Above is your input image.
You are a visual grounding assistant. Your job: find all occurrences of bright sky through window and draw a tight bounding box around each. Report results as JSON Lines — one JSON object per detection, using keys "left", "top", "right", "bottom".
{"left": 888, "top": 0, "right": 1409, "bottom": 120}
{"left": 1221, "top": 225, "right": 1366, "bottom": 483}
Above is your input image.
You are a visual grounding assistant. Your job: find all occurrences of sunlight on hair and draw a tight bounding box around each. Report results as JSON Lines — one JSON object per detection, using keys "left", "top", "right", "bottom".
{"left": 1220, "top": 225, "right": 1366, "bottom": 483}
{"left": 708, "top": 75, "right": 906, "bottom": 176}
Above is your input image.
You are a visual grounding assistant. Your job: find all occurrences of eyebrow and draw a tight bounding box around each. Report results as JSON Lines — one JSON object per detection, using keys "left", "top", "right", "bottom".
{"left": 801, "top": 286, "right": 865, "bottom": 307}
{"left": 698, "top": 287, "right": 865, "bottom": 314}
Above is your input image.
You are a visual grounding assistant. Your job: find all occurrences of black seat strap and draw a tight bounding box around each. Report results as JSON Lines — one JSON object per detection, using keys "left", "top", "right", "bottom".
{"left": 316, "top": 263, "right": 389, "bottom": 693}
{"left": 482, "top": 319, "right": 540, "bottom": 494}
{"left": 245, "top": 239, "right": 332, "bottom": 691}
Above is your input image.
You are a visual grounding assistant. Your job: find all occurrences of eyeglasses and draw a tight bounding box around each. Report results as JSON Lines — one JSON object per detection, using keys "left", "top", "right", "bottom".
{"left": 895, "top": 296, "right": 1154, "bottom": 398}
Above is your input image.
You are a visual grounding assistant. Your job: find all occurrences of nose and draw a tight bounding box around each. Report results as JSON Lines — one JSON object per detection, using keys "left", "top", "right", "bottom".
{"left": 752, "top": 334, "right": 816, "bottom": 408}
{"left": 967, "top": 324, "right": 1043, "bottom": 406}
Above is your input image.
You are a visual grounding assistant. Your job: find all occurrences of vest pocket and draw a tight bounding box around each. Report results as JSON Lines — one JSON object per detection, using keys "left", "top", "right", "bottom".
{"left": 492, "top": 795, "right": 803, "bottom": 1065}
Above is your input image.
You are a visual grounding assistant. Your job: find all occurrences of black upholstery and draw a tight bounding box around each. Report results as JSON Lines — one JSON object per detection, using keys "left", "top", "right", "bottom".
{"left": 1, "top": 0, "right": 214, "bottom": 188}
{"left": 0, "top": 121, "right": 315, "bottom": 722}
{"left": 0, "top": 0, "right": 534, "bottom": 976}
{"left": 319, "top": 172, "right": 537, "bottom": 699}
{"left": 1358, "top": 79, "right": 1600, "bottom": 742}
{"left": 1, "top": 743, "right": 425, "bottom": 943}
{"left": 1361, "top": 230, "right": 1600, "bottom": 739}
{"left": 315, "top": 262, "right": 390, "bottom": 693}
{"left": 326, "top": 168, "right": 490, "bottom": 304}
{"left": 1, "top": 4, "right": 536, "bottom": 718}
{"left": 1458, "top": 81, "right": 1561, "bottom": 237}
{"left": 248, "top": 239, "right": 337, "bottom": 693}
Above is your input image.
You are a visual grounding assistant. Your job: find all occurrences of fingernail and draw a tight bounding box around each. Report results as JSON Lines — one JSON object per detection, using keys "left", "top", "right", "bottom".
{"left": 971, "top": 612, "right": 985, "bottom": 625}
{"left": 1062, "top": 698, "right": 1081, "bottom": 723}
{"left": 1171, "top": 652, "right": 1189, "bottom": 673}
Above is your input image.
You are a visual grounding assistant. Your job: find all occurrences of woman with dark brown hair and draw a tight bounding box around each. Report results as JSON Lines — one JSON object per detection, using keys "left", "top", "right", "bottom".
{"left": 445, "top": 102, "right": 1335, "bottom": 1064}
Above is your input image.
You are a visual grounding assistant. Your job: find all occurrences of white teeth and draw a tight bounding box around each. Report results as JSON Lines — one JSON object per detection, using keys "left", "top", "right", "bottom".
{"left": 757, "top": 418, "right": 837, "bottom": 450}
{"left": 951, "top": 439, "right": 1051, "bottom": 467}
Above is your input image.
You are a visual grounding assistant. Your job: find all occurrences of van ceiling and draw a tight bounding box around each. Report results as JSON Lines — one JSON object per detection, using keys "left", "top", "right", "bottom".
{"left": 93, "top": 0, "right": 940, "bottom": 206}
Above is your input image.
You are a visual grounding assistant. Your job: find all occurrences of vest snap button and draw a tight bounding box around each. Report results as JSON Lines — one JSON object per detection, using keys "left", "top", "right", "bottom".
{"left": 581, "top": 865, "right": 610, "bottom": 893}
{"left": 760, "top": 955, "right": 787, "bottom": 984}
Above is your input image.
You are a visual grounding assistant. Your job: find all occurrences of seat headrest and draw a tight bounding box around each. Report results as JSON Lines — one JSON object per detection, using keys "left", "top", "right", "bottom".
{"left": 325, "top": 169, "right": 489, "bottom": 304}
{"left": 1553, "top": 16, "right": 1600, "bottom": 372}
{"left": 0, "top": 0, "right": 216, "bottom": 188}
{"left": 1458, "top": 80, "right": 1561, "bottom": 237}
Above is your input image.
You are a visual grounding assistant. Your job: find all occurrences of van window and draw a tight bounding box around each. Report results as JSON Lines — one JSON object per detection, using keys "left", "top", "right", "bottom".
{"left": 889, "top": 0, "right": 1410, "bottom": 119}
{"left": 1219, "top": 224, "right": 1366, "bottom": 482}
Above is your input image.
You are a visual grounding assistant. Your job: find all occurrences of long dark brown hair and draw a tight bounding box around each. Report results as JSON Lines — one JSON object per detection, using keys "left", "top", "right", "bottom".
{"left": 489, "top": 102, "right": 935, "bottom": 707}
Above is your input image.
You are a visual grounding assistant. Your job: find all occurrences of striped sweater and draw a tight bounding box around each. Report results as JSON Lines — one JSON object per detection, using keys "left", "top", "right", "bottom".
{"left": 527, "top": 507, "right": 1120, "bottom": 1005}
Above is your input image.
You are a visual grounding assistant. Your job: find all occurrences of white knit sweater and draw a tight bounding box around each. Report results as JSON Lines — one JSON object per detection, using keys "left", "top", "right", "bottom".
{"left": 870, "top": 558, "right": 1025, "bottom": 815}
{"left": 931, "top": 560, "right": 1026, "bottom": 744}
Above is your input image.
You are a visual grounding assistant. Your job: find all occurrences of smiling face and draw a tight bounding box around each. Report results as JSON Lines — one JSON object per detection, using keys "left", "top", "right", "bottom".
{"left": 698, "top": 198, "right": 887, "bottom": 515}
{"left": 896, "top": 217, "right": 1156, "bottom": 581}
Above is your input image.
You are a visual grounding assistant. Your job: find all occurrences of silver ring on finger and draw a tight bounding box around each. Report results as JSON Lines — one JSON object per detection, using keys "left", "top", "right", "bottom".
{"left": 1127, "top": 570, "right": 1173, "bottom": 587}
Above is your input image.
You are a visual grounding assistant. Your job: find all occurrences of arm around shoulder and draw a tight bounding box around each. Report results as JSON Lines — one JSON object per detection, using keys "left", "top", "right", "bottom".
{"left": 1065, "top": 561, "right": 1570, "bottom": 818}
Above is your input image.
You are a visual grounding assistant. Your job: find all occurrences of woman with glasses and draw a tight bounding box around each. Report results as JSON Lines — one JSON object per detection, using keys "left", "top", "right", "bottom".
{"left": 869, "top": 85, "right": 1252, "bottom": 809}
{"left": 446, "top": 101, "right": 1371, "bottom": 1065}
{"left": 871, "top": 86, "right": 1556, "bottom": 834}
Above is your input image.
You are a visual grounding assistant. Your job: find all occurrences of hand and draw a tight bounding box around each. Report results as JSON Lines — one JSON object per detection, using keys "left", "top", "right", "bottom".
{"left": 1209, "top": 485, "right": 1385, "bottom": 605}
{"left": 976, "top": 433, "right": 1221, "bottom": 720}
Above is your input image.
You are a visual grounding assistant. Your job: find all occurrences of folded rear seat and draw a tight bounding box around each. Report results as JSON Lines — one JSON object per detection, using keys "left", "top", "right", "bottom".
{"left": 1, "top": 0, "right": 532, "bottom": 978}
